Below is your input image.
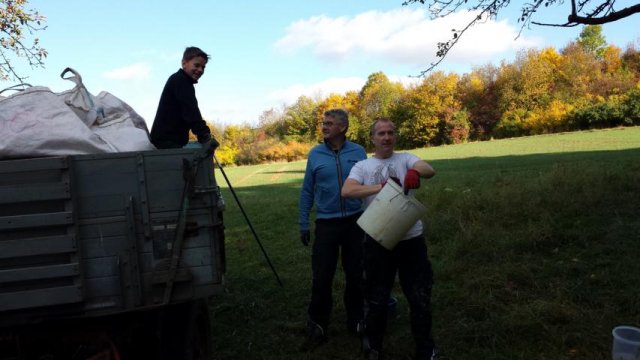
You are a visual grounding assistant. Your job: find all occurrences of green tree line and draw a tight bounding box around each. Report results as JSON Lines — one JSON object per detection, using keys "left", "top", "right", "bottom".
{"left": 203, "top": 25, "right": 640, "bottom": 166}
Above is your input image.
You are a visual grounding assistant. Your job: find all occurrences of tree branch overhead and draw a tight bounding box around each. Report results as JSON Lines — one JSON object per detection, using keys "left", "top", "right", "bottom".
{"left": 404, "top": 0, "right": 640, "bottom": 74}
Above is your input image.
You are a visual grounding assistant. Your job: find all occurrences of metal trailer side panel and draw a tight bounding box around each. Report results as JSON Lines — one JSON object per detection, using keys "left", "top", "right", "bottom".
{"left": 0, "top": 156, "right": 83, "bottom": 317}
{"left": 0, "top": 149, "right": 225, "bottom": 326}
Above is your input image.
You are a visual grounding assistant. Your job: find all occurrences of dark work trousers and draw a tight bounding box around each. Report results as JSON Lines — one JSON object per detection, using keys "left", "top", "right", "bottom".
{"left": 308, "top": 212, "right": 364, "bottom": 333}
{"left": 363, "top": 234, "right": 435, "bottom": 357}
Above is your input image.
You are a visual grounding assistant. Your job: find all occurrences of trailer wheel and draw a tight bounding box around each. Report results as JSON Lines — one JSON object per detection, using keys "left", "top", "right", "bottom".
{"left": 160, "top": 299, "right": 213, "bottom": 360}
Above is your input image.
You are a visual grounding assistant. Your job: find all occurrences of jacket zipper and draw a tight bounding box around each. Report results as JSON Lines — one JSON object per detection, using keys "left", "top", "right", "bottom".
{"left": 335, "top": 149, "right": 346, "bottom": 216}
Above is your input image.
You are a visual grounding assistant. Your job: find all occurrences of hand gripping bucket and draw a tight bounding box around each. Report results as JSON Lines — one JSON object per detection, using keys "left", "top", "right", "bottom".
{"left": 357, "top": 180, "right": 426, "bottom": 250}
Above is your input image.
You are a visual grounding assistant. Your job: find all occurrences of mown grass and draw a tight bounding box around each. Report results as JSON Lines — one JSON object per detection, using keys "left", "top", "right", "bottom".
{"left": 210, "top": 127, "right": 640, "bottom": 360}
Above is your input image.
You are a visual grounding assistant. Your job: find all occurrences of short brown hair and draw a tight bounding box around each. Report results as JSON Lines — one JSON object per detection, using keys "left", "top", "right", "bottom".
{"left": 370, "top": 117, "right": 395, "bottom": 136}
{"left": 183, "top": 46, "right": 210, "bottom": 62}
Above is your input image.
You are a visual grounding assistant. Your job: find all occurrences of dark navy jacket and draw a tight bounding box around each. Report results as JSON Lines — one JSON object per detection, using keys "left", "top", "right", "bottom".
{"left": 150, "top": 69, "right": 211, "bottom": 148}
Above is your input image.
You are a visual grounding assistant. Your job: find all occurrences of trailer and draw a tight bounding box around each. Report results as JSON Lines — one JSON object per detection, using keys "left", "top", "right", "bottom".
{"left": 0, "top": 144, "right": 225, "bottom": 360}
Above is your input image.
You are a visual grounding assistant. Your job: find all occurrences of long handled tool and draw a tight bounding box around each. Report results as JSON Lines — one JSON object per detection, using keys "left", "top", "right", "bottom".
{"left": 213, "top": 155, "right": 283, "bottom": 287}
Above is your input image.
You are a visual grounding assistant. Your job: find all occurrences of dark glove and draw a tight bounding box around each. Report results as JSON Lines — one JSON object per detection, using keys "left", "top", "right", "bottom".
{"left": 403, "top": 169, "right": 420, "bottom": 194}
{"left": 209, "top": 136, "right": 220, "bottom": 150}
{"left": 201, "top": 136, "right": 220, "bottom": 154}
{"left": 300, "top": 230, "right": 311, "bottom": 246}
{"left": 198, "top": 132, "right": 212, "bottom": 144}
{"left": 381, "top": 176, "right": 401, "bottom": 187}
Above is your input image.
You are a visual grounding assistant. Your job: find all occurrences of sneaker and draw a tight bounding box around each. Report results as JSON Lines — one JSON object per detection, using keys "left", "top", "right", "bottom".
{"left": 300, "top": 321, "right": 327, "bottom": 351}
{"left": 429, "top": 347, "right": 439, "bottom": 360}
{"left": 415, "top": 347, "right": 438, "bottom": 360}
{"left": 347, "top": 319, "right": 364, "bottom": 336}
{"left": 361, "top": 336, "right": 384, "bottom": 359}
{"left": 361, "top": 334, "right": 371, "bottom": 354}
{"left": 366, "top": 348, "right": 382, "bottom": 360}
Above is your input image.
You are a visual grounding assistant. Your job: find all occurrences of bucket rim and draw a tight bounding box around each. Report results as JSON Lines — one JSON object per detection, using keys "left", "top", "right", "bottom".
{"left": 383, "top": 180, "right": 427, "bottom": 211}
{"left": 612, "top": 325, "right": 640, "bottom": 345}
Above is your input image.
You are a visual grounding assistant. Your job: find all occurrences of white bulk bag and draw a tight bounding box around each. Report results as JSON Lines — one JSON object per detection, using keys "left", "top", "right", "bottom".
{"left": 0, "top": 68, "right": 155, "bottom": 159}
{"left": 0, "top": 86, "right": 116, "bottom": 157}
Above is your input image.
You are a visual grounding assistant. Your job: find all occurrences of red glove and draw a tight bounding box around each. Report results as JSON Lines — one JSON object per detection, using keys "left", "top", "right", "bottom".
{"left": 403, "top": 169, "right": 420, "bottom": 194}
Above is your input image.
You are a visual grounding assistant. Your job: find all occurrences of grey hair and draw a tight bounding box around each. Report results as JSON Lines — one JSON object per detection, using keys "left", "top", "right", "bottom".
{"left": 324, "top": 108, "right": 349, "bottom": 133}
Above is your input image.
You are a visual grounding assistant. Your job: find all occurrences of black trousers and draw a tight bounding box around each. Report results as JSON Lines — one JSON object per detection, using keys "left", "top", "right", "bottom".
{"left": 363, "top": 234, "right": 434, "bottom": 357}
{"left": 308, "top": 213, "right": 364, "bottom": 332}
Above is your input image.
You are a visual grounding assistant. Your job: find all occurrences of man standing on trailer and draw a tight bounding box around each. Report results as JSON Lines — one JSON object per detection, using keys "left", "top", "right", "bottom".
{"left": 298, "top": 109, "right": 367, "bottom": 350}
{"left": 151, "top": 46, "right": 216, "bottom": 149}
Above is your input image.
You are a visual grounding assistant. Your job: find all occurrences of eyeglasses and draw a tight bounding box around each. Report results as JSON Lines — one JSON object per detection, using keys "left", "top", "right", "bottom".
{"left": 322, "top": 121, "right": 338, "bottom": 126}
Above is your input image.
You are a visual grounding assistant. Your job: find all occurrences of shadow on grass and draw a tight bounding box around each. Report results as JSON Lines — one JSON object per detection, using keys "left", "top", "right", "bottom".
{"left": 260, "top": 170, "right": 306, "bottom": 174}
{"left": 211, "top": 148, "right": 640, "bottom": 360}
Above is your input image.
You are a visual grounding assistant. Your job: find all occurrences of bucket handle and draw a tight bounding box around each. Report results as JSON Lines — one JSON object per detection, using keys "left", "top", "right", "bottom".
{"left": 389, "top": 192, "right": 404, "bottom": 202}
{"left": 389, "top": 192, "right": 417, "bottom": 212}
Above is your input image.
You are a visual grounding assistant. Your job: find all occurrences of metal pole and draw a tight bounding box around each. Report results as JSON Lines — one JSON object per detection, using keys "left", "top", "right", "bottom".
{"left": 213, "top": 155, "right": 284, "bottom": 287}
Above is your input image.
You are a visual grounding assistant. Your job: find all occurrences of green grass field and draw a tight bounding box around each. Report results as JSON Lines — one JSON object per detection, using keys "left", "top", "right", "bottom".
{"left": 211, "top": 127, "right": 640, "bottom": 360}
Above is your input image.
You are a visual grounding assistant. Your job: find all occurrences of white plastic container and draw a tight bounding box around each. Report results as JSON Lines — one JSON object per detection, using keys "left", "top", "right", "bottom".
{"left": 357, "top": 180, "right": 426, "bottom": 250}
{"left": 612, "top": 325, "right": 640, "bottom": 360}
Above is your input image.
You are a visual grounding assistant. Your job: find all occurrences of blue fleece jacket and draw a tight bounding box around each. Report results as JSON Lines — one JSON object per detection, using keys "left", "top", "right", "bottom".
{"left": 299, "top": 140, "right": 367, "bottom": 231}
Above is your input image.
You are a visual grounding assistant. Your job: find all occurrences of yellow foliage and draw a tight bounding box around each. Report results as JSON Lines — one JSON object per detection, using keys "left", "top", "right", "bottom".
{"left": 526, "top": 100, "right": 574, "bottom": 133}
{"left": 539, "top": 47, "right": 562, "bottom": 68}
{"left": 495, "top": 99, "right": 573, "bottom": 136}
{"left": 262, "top": 141, "right": 312, "bottom": 162}
{"left": 468, "top": 75, "right": 484, "bottom": 94}
{"left": 602, "top": 45, "right": 623, "bottom": 74}
{"left": 215, "top": 145, "right": 238, "bottom": 166}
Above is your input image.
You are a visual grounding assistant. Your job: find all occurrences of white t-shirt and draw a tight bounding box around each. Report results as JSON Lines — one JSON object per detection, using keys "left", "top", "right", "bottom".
{"left": 348, "top": 152, "right": 423, "bottom": 240}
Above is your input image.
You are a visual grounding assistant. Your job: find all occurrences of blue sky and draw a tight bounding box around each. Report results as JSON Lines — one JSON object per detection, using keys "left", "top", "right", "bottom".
{"left": 6, "top": 0, "right": 640, "bottom": 128}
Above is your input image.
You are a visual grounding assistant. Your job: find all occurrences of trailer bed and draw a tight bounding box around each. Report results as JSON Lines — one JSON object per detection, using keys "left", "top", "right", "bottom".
{"left": 0, "top": 148, "right": 225, "bottom": 327}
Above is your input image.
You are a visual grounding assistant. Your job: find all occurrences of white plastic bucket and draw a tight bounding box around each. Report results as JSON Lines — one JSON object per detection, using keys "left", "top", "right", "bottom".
{"left": 612, "top": 325, "right": 640, "bottom": 360}
{"left": 357, "top": 180, "right": 426, "bottom": 250}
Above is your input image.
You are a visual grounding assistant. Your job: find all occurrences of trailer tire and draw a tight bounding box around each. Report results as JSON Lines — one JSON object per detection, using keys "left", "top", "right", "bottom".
{"left": 160, "top": 299, "right": 213, "bottom": 360}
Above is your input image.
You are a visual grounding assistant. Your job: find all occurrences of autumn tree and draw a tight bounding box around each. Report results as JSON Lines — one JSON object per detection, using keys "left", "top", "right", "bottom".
{"left": 492, "top": 48, "right": 571, "bottom": 136}
{"left": 314, "top": 93, "right": 353, "bottom": 142}
{"left": 341, "top": 90, "right": 364, "bottom": 142}
{"left": 313, "top": 91, "right": 364, "bottom": 142}
{"left": 283, "top": 96, "right": 317, "bottom": 142}
{"left": 622, "top": 44, "right": 640, "bottom": 76}
{"left": 593, "top": 44, "right": 637, "bottom": 99}
{"left": 577, "top": 25, "right": 607, "bottom": 59}
{"left": 392, "top": 71, "right": 464, "bottom": 147}
{"left": 220, "top": 124, "right": 255, "bottom": 165}
{"left": 457, "top": 64, "right": 501, "bottom": 139}
{"left": 601, "top": 45, "right": 623, "bottom": 74}
{"left": 494, "top": 48, "right": 556, "bottom": 113}
{"left": 1, "top": 0, "right": 47, "bottom": 82}
{"left": 355, "top": 72, "right": 404, "bottom": 146}
{"left": 258, "top": 107, "right": 286, "bottom": 139}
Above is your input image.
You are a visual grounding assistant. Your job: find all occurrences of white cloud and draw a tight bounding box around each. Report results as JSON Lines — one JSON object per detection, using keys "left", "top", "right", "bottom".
{"left": 448, "top": 17, "right": 542, "bottom": 61}
{"left": 102, "top": 63, "right": 151, "bottom": 81}
{"left": 388, "top": 75, "right": 422, "bottom": 88}
{"left": 268, "top": 76, "right": 366, "bottom": 105}
{"left": 274, "top": 8, "right": 542, "bottom": 66}
{"left": 267, "top": 74, "right": 422, "bottom": 107}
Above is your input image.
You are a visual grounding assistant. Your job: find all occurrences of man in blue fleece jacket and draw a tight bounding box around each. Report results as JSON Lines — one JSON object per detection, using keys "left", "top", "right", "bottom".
{"left": 299, "top": 109, "right": 367, "bottom": 350}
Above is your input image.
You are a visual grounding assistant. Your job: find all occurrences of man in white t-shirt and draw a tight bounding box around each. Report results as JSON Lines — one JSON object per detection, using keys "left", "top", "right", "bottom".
{"left": 342, "top": 118, "right": 437, "bottom": 360}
